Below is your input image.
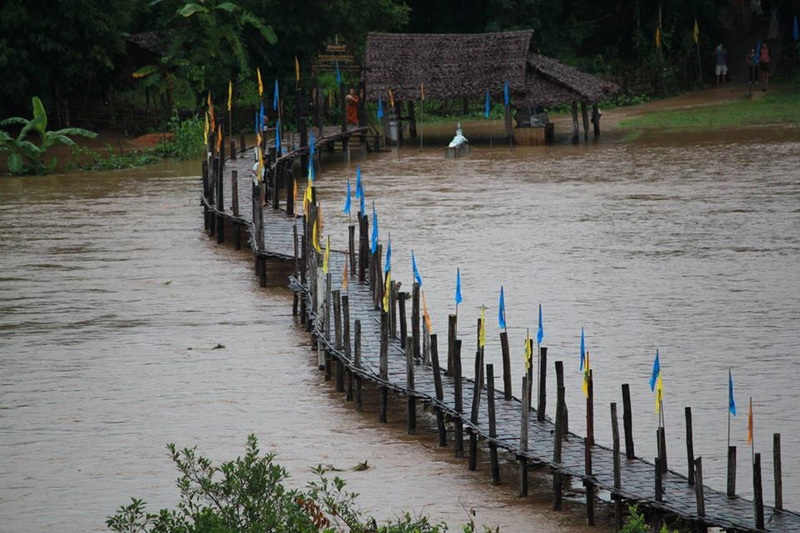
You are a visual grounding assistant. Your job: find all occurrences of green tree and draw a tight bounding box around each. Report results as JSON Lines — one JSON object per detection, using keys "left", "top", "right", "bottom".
{"left": 0, "top": 96, "right": 97, "bottom": 174}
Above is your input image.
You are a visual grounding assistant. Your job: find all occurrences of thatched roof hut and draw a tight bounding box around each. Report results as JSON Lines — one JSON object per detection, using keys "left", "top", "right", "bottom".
{"left": 364, "top": 31, "right": 617, "bottom": 106}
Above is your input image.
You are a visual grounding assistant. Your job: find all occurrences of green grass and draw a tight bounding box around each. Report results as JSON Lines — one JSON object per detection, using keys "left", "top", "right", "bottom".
{"left": 618, "top": 85, "right": 800, "bottom": 131}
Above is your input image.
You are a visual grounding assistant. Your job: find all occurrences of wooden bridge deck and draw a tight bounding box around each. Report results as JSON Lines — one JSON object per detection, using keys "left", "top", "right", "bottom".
{"left": 200, "top": 134, "right": 800, "bottom": 532}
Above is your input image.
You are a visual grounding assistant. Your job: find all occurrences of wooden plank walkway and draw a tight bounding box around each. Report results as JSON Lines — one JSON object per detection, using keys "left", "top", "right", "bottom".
{"left": 200, "top": 135, "right": 800, "bottom": 532}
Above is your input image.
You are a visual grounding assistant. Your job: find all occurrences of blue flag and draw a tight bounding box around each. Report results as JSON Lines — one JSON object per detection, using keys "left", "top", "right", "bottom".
{"left": 309, "top": 131, "right": 315, "bottom": 156}
{"left": 794, "top": 15, "right": 799, "bottom": 41}
{"left": 484, "top": 90, "right": 490, "bottom": 118}
{"left": 754, "top": 41, "right": 762, "bottom": 64}
{"left": 580, "top": 327, "right": 586, "bottom": 371}
{"left": 455, "top": 268, "right": 463, "bottom": 305}
{"left": 498, "top": 286, "right": 506, "bottom": 330}
{"left": 273, "top": 80, "right": 279, "bottom": 110}
{"left": 254, "top": 111, "right": 259, "bottom": 134}
{"left": 343, "top": 178, "right": 351, "bottom": 215}
{"left": 359, "top": 187, "right": 365, "bottom": 217}
{"left": 537, "top": 304, "right": 543, "bottom": 345}
{"left": 371, "top": 203, "right": 378, "bottom": 254}
{"left": 275, "top": 119, "right": 281, "bottom": 155}
{"left": 411, "top": 251, "right": 423, "bottom": 286}
{"left": 503, "top": 81, "right": 509, "bottom": 107}
{"left": 729, "top": 369, "right": 737, "bottom": 416}
{"left": 259, "top": 102, "right": 265, "bottom": 131}
{"left": 385, "top": 237, "right": 391, "bottom": 273}
{"left": 335, "top": 62, "right": 341, "bottom": 86}
{"left": 377, "top": 96, "right": 384, "bottom": 119}
{"left": 649, "top": 350, "right": 661, "bottom": 392}
{"left": 355, "top": 165, "right": 362, "bottom": 199}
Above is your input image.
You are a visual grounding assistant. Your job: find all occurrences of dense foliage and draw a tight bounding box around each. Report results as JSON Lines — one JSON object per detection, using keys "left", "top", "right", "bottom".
{"left": 2, "top": 0, "right": 768, "bottom": 121}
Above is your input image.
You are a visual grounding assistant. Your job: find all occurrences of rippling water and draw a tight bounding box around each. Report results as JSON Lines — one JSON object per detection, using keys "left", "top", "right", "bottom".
{"left": 317, "top": 127, "right": 800, "bottom": 510}
{"left": 0, "top": 161, "right": 591, "bottom": 532}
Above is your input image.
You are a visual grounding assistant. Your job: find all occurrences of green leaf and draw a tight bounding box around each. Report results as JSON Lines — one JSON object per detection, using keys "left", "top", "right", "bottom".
{"left": 46, "top": 156, "right": 58, "bottom": 172}
{"left": 31, "top": 96, "right": 47, "bottom": 136}
{"left": 51, "top": 127, "right": 98, "bottom": 139}
{"left": 0, "top": 117, "right": 29, "bottom": 127}
{"left": 133, "top": 64, "right": 159, "bottom": 79}
{"left": 178, "top": 3, "right": 207, "bottom": 17}
{"left": 7, "top": 153, "right": 24, "bottom": 174}
{"left": 214, "top": 2, "right": 238, "bottom": 12}
{"left": 241, "top": 13, "right": 277, "bottom": 44}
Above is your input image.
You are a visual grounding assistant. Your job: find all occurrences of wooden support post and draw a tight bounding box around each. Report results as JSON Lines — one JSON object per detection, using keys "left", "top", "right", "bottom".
{"left": 407, "top": 100, "right": 417, "bottom": 138}
{"left": 390, "top": 281, "right": 397, "bottom": 339}
{"left": 447, "top": 314, "right": 457, "bottom": 375}
{"left": 592, "top": 104, "right": 600, "bottom": 137}
{"left": 587, "top": 370, "right": 594, "bottom": 445}
{"left": 333, "top": 290, "right": 344, "bottom": 393}
{"left": 611, "top": 402, "right": 623, "bottom": 532}
{"left": 655, "top": 457, "right": 663, "bottom": 502}
{"left": 774, "top": 433, "right": 783, "bottom": 510}
{"left": 379, "top": 311, "right": 388, "bottom": 423}
{"left": 695, "top": 457, "right": 706, "bottom": 517}
{"left": 398, "top": 292, "right": 408, "bottom": 348}
{"left": 500, "top": 331, "right": 512, "bottom": 400}
{"left": 754, "top": 453, "right": 765, "bottom": 530}
{"left": 453, "top": 339, "right": 463, "bottom": 458}
{"left": 324, "top": 272, "right": 332, "bottom": 381}
{"left": 520, "top": 375, "right": 529, "bottom": 452}
{"left": 373, "top": 245, "right": 383, "bottom": 310}
{"left": 348, "top": 225, "right": 356, "bottom": 283}
{"left": 658, "top": 426, "right": 668, "bottom": 473}
{"left": 412, "top": 283, "right": 420, "bottom": 361}
{"left": 727, "top": 446, "right": 737, "bottom": 497}
{"left": 343, "top": 295, "right": 352, "bottom": 402}
{"left": 518, "top": 457, "right": 528, "bottom": 497}
{"left": 358, "top": 214, "right": 368, "bottom": 282}
{"left": 285, "top": 169, "right": 294, "bottom": 215}
{"left": 230, "top": 139, "right": 236, "bottom": 160}
{"left": 430, "top": 334, "right": 447, "bottom": 447}
{"left": 354, "top": 319, "right": 362, "bottom": 412}
{"left": 622, "top": 384, "right": 635, "bottom": 459}
{"left": 468, "top": 346, "right": 483, "bottom": 471}
{"left": 406, "top": 335, "right": 416, "bottom": 434}
{"left": 571, "top": 100, "right": 580, "bottom": 144}
{"left": 685, "top": 407, "right": 695, "bottom": 486}
{"left": 581, "top": 101, "right": 590, "bottom": 141}
{"left": 537, "top": 347, "right": 547, "bottom": 422}
{"left": 553, "top": 384, "right": 565, "bottom": 510}
{"left": 556, "top": 361, "right": 568, "bottom": 434}
{"left": 231, "top": 170, "right": 239, "bottom": 217}
{"left": 258, "top": 256, "right": 267, "bottom": 287}
{"left": 487, "top": 364, "right": 500, "bottom": 484}
{"left": 585, "top": 370, "right": 595, "bottom": 526}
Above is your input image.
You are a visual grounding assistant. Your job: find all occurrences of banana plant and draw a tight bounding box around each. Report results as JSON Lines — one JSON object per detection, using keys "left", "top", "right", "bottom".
{"left": 0, "top": 96, "right": 97, "bottom": 175}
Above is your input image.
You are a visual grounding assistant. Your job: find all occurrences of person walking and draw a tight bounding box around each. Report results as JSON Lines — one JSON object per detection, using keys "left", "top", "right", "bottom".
{"left": 715, "top": 43, "right": 728, "bottom": 86}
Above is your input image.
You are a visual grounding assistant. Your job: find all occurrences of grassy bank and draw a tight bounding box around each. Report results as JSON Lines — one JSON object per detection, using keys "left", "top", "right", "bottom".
{"left": 617, "top": 84, "right": 800, "bottom": 131}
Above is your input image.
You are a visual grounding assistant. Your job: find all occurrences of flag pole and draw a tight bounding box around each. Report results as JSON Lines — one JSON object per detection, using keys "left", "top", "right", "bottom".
{"left": 750, "top": 396, "right": 755, "bottom": 465}
{"left": 727, "top": 368, "right": 731, "bottom": 450}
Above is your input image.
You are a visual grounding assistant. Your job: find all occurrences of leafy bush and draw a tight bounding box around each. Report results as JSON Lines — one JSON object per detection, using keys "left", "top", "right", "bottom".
{"left": 107, "top": 435, "right": 463, "bottom": 533}
{"left": 165, "top": 112, "right": 204, "bottom": 160}
{"left": 0, "top": 96, "right": 97, "bottom": 175}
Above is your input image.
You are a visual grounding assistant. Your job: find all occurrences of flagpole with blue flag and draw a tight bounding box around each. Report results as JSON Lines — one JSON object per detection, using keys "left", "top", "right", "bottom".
{"left": 355, "top": 165, "right": 362, "bottom": 200}
{"left": 536, "top": 304, "right": 544, "bottom": 402}
{"left": 579, "top": 327, "right": 586, "bottom": 371}
{"left": 503, "top": 81, "right": 511, "bottom": 150}
{"left": 371, "top": 202, "right": 378, "bottom": 255}
{"left": 498, "top": 286, "right": 506, "bottom": 331}
{"left": 728, "top": 368, "right": 736, "bottom": 449}
{"left": 377, "top": 95, "right": 384, "bottom": 120}
{"left": 275, "top": 119, "right": 281, "bottom": 155}
{"left": 412, "top": 251, "right": 422, "bottom": 287}
{"left": 455, "top": 267, "right": 463, "bottom": 317}
{"left": 343, "top": 177, "right": 352, "bottom": 225}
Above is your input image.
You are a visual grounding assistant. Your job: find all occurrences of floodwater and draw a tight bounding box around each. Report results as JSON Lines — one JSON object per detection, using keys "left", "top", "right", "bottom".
{"left": 0, "top": 160, "right": 595, "bottom": 532}
{"left": 1, "top": 112, "right": 799, "bottom": 532}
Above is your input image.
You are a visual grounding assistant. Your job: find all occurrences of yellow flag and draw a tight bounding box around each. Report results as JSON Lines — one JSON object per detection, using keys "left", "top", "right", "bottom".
{"left": 382, "top": 271, "right": 391, "bottom": 312}
{"left": 422, "top": 290, "right": 432, "bottom": 332}
{"left": 317, "top": 205, "right": 323, "bottom": 236}
{"left": 303, "top": 180, "right": 313, "bottom": 214}
{"left": 312, "top": 219, "right": 321, "bottom": 252}
{"left": 322, "top": 236, "right": 330, "bottom": 274}
{"left": 257, "top": 67, "right": 263, "bottom": 97}
{"left": 479, "top": 306, "right": 486, "bottom": 348}
{"left": 693, "top": 19, "right": 699, "bottom": 44}
{"left": 295, "top": 56, "right": 301, "bottom": 82}
{"left": 292, "top": 178, "right": 298, "bottom": 210}
{"left": 203, "top": 113, "right": 209, "bottom": 145}
{"left": 747, "top": 397, "right": 753, "bottom": 445}
{"left": 343, "top": 256, "right": 349, "bottom": 290}
{"left": 582, "top": 350, "right": 591, "bottom": 398}
{"left": 208, "top": 91, "right": 215, "bottom": 132}
{"left": 655, "top": 26, "right": 661, "bottom": 49}
{"left": 388, "top": 88, "right": 395, "bottom": 108}
{"left": 227, "top": 80, "right": 233, "bottom": 112}
{"left": 655, "top": 374, "right": 663, "bottom": 414}
{"left": 524, "top": 333, "right": 532, "bottom": 370}
{"left": 216, "top": 124, "right": 222, "bottom": 152}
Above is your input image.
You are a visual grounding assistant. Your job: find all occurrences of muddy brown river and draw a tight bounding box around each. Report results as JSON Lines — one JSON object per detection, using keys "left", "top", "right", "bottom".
{"left": 2, "top": 115, "right": 799, "bottom": 532}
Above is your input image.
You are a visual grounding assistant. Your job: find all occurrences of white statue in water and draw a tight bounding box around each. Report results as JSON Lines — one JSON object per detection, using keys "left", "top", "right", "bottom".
{"left": 448, "top": 123, "right": 468, "bottom": 148}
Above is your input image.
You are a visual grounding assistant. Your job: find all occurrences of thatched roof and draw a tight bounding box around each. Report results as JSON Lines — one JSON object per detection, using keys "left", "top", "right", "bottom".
{"left": 364, "top": 31, "right": 534, "bottom": 102}
{"left": 364, "top": 31, "right": 618, "bottom": 106}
